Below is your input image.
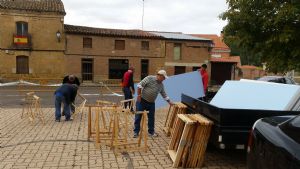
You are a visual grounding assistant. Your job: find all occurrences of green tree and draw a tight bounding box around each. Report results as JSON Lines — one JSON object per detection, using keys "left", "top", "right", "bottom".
{"left": 221, "top": 0, "right": 300, "bottom": 73}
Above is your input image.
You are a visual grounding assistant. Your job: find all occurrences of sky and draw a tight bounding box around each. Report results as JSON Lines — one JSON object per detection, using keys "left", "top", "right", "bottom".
{"left": 62, "top": 0, "right": 228, "bottom": 35}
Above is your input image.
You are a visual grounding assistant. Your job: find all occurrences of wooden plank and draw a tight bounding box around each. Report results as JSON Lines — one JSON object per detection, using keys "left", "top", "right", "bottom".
{"left": 177, "top": 114, "right": 195, "bottom": 124}
{"left": 167, "top": 150, "right": 177, "bottom": 162}
{"left": 173, "top": 124, "right": 193, "bottom": 167}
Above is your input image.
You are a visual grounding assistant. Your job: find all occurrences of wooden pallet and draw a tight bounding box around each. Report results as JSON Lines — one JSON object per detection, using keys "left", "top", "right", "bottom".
{"left": 167, "top": 114, "right": 213, "bottom": 168}
{"left": 164, "top": 102, "right": 187, "bottom": 136}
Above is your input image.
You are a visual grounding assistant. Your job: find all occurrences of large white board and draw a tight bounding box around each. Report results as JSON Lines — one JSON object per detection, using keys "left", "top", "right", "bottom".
{"left": 210, "top": 80, "right": 300, "bottom": 110}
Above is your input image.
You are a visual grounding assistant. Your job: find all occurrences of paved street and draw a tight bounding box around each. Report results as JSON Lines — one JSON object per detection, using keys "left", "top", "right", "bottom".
{"left": 0, "top": 86, "right": 246, "bottom": 169}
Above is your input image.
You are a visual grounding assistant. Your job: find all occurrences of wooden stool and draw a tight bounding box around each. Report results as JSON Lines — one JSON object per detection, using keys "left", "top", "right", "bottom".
{"left": 21, "top": 93, "right": 45, "bottom": 124}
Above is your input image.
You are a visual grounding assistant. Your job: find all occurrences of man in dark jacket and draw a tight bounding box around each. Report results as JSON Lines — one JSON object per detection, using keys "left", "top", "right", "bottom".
{"left": 62, "top": 75, "right": 80, "bottom": 115}
{"left": 54, "top": 84, "right": 78, "bottom": 122}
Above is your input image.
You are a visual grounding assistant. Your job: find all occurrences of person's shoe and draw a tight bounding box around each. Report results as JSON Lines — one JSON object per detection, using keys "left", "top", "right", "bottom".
{"left": 65, "top": 119, "right": 73, "bottom": 121}
{"left": 55, "top": 119, "right": 60, "bottom": 122}
{"left": 148, "top": 132, "right": 158, "bottom": 137}
{"left": 133, "top": 133, "right": 139, "bottom": 138}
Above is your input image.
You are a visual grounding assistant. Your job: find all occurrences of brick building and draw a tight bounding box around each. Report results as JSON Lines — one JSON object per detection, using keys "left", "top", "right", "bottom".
{"left": 0, "top": 0, "right": 213, "bottom": 83}
{"left": 0, "top": 0, "right": 66, "bottom": 79}
{"left": 150, "top": 32, "right": 212, "bottom": 75}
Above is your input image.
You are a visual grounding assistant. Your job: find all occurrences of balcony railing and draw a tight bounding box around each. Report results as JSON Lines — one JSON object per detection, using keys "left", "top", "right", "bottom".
{"left": 12, "top": 34, "right": 32, "bottom": 49}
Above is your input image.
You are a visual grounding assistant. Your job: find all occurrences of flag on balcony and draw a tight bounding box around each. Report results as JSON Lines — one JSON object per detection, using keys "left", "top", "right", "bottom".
{"left": 14, "top": 36, "right": 28, "bottom": 44}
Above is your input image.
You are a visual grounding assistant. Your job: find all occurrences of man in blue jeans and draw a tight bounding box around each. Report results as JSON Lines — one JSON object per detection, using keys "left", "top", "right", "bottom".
{"left": 54, "top": 83, "right": 78, "bottom": 122}
{"left": 134, "top": 70, "right": 173, "bottom": 138}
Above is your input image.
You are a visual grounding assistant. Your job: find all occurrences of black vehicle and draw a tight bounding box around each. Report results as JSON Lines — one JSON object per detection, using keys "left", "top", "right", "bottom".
{"left": 181, "top": 94, "right": 300, "bottom": 149}
{"left": 257, "top": 76, "right": 297, "bottom": 84}
{"left": 247, "top": 115, "right": 300, "bottom": 169}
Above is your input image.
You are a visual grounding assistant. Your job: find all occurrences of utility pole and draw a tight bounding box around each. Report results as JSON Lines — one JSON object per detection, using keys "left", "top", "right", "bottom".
{"left": 142, "top": 0, "right": 145, "bottom": 30}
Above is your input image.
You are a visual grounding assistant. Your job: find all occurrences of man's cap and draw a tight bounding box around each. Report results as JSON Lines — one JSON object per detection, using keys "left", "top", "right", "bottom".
{"left": 157, "top": 70, "right": 168, "bottom": 79}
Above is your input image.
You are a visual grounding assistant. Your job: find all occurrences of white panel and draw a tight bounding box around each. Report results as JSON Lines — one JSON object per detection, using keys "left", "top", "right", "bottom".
{"left": 210, "top": 80, "right": 300, "bottom": 110}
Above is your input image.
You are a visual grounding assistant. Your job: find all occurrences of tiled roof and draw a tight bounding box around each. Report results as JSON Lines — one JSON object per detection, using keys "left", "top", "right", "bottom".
{"left": 64, "top": 24, "right": 163, "bottom": 39}
{"left": 149, "top": 31, "right": 212, "bottom": 41}
{"left": 191, "top": 34, "right": 229, "bottom": 50}
{"left": 0, "top": 0, "right": 65, "bottom": 15}
{"left": 210, "top": 56, "right": 241, "bottom": 64}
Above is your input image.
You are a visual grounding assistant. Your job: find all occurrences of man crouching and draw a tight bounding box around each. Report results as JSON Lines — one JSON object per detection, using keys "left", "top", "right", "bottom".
{"left": 54, "top": 84, "right": 78, "bottom": 122}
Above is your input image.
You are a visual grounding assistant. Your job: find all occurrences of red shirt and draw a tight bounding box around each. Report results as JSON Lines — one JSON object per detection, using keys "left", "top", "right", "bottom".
{"left": 200, "top": 69, "right": 208, "bottom": 94}
{"left": 122, "top": 70, "right": 134, "bottom": 89}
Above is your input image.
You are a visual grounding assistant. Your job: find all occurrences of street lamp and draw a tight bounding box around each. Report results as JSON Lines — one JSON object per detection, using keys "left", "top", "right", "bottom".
{"left": 56, "top": 30, "right": 61, "bottom": 42}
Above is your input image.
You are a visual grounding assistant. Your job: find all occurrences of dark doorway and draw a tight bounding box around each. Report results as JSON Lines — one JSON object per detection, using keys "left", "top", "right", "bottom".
{"left": 211, "top": 62, "right": 234, "bottom": 85}
{"left": 141, "top": 59, "right": 149, "bottom": 80}
{"left": 192, "top": 66, "right": 200, "bottom": 71}
{"left": 82, "top": 58, "right": 93, "bottom": 81}
{"left": 174, "top": 66, "right": 186, "bottom": 75}
{"left": 16, "top": 55, "right": 29, "bottom": 74}
{"left": 109, "top": 59, "right": 128, "bottom": 79}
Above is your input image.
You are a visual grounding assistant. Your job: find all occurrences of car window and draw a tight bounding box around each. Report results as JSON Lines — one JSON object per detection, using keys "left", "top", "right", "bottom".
{"left": 290, "top": 116, "right": 300, "bottom": 128}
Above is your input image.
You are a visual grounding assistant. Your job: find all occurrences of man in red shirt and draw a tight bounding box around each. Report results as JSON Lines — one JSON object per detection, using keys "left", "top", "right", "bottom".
{"left": 122, "top": 67, "right": 135, "bottom": 102}
{"left": 199, "top": 64, "right": 209, "bottom": 100}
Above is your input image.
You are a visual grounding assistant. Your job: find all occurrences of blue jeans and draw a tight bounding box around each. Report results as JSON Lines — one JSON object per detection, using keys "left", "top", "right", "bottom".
{"left": 123, "top": 87, "right": 133, "bottom": 100}
{"left": 55, "top": 94, "right": 71, "bottom": 120}
{"left": 123, "top": 87, "right": 133, "bottom": 109}
{"left": 134, "top": 98, "right": 155, "bottom": 134}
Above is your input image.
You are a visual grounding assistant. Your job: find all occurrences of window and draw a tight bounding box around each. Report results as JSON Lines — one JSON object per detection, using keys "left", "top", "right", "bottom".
{"left": 16, "top": 21, "right": 28, "bottom": 36}
{"left": 141, "top": 59, "right": 149, "bottom": 79}
{"left": 193, "top": 67, "right": 200, "bottom": 71}
{"left": 141, "top": 41, "right": 149, "bottom": 50}
{"left": 174, "top": 43, "right": 181, "bottom": 60}
{"left": 83, "top": 37, "right": 92, "bottom": 48}
{"left": 174, "top": 66, "right": 186, "bottom": 75}
{"left": 16, "top": 56, "right": 29, "bottom": 74}
{"left": 109, "top": 59, "right": 128, "bottom": 79}
{"left": 82, "top": 59, "right": 93, "bottom": 81}
{"left": 115, "top": 40, "right": 125, "bottom": 50}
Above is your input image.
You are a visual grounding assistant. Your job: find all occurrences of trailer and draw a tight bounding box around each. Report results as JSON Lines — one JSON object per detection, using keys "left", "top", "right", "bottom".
{"left": 181, "top": 94, "right": 300, "bottom": 149}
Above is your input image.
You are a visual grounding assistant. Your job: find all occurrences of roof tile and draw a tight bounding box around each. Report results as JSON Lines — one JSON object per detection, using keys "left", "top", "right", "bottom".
{"left": 210, "top": 56, "right": 241, "bottom": 64}
{"left": 191, "top": 34, "right": 229, "bottom": 50}
{"left": 0, "top": 0, "right": 65, "bottom": 15}
{"left": 64, "top": 24, "right": 163, "bottom": 39}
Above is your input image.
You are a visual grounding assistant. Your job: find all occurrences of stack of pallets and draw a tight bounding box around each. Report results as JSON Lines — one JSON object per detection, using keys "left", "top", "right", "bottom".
{"left": 168, "top": 114, "right": 213, "bottom": 168}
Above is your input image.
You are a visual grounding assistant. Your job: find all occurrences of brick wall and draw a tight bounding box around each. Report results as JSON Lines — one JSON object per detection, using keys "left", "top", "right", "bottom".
{"left": 65, "top": 34, "right": 165, "bottom": 82}
{"left": 0, "top": 10, "right": 65, "bottom": 78}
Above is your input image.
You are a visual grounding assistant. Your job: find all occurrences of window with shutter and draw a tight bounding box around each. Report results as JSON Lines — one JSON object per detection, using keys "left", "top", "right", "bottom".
{"left": 174, "top": 43, "right": 181, "bottom": 60}
{"left": 83, "top": 37, "right": 92, "bottom": 48}
{"left": 115, "top": 40, "right": 125, "bottom": 50}
{"left": 141, "top": 41, "right": 149, "bottom": 50}
{"left": 16, "top": 22, "right": 28, "bottom": 36}
{"left": 16, "top": 56, "right": 29, "bottom": 74}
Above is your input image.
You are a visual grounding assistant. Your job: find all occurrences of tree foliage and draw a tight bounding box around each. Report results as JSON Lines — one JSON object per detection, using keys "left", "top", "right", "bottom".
{"left": 221, "top": 0, "right": 300, "bottom": 73}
